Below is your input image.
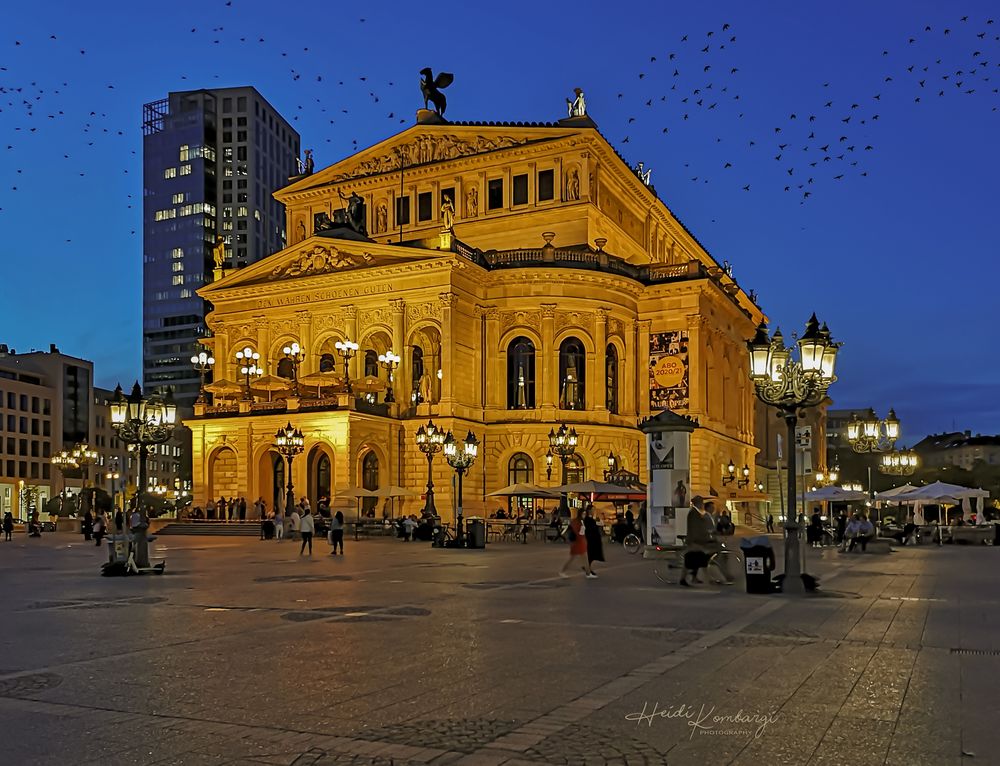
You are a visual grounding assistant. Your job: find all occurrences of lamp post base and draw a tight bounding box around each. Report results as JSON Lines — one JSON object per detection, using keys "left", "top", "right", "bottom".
{"left": 782, "top": 521, "right": 806, "bottom": 595}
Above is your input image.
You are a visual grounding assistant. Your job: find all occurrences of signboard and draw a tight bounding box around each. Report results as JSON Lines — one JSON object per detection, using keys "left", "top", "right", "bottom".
{"left": 795, "top": 426, "right": 812, "bottom": 449}
{"left": 745, "top": 557, "right": 765, "bottom": 575}
{"left": 649, "top": 330, "right": 690, "bottom": 412}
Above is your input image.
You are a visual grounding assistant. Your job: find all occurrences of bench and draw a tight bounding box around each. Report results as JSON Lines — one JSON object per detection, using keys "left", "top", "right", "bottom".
{"left": 950, "top": 526, "right": 994, "bottom": 545}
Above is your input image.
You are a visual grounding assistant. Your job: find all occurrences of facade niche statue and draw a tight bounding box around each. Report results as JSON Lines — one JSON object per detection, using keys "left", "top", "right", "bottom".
{"left": 466, "top": 186, "right": 479, "bottom": 217}
{"left": 566, "top": 169, "right": 581, "bottom": 201}
{"left": 374, "top": 203, "right": 388, "bottom": 234}
{"left": 440, "top": 194, "right": 455, "bottom": 231}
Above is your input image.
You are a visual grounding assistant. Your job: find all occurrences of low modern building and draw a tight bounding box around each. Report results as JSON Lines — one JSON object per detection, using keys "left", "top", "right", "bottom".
{"left": 185, "top": 102, "right": 766, "bottom": 520}
{"left": 913, "top": 431, "right": 1000, "bottom": 469}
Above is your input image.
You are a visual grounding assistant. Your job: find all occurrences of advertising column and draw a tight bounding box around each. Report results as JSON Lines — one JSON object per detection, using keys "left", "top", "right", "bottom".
{"left": 639, "top": 410, "right": 698, "bottom": 547}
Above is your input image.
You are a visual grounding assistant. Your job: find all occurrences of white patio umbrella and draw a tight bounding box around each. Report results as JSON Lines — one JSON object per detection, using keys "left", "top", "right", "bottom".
{"left": 874, "top": 484, "right": 918, "bottom": 501}
{"left": 335, "top": 487, "right": 378, "bottom": 523}
{"left": 804, "top": 486, "right": 869, "bottom": 502}
{"left": 371, "top": 485, "right": 420, "bottom": 518}
{"left": 893, "top": 481, "right": 990, "bottom": 524}
{"left": 487, "top": 483, "right": 560, "bottom": 498}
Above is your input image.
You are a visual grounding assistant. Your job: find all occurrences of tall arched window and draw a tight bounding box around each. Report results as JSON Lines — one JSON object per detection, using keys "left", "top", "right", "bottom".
{"left": 276, "top": 357, "right": 294, "bottom": 380}
{"left": 559, "top": 337, "right": 586, "bottom": 410}
{"left": 507, "top": 452, "right": 535, "bottom": 515}
{"left": 508, "top": 452, "right": 534, "bottom": 485}
{"left": 412, "top": 346, "right": 425, "bottom": 401}
{"left": 316, "top": 454, "right": 331, "bottom": 501}
{"left": 565, "top": 456, "right": 586, "bottom": 484}
{"left": 364, "top": 350, "right": 379, "bottom": 378}
{"left": 506, "top": 337, "right": 536, "bottom": 409}
{"left": 272, "top": 453, "right": 285, "bottom": 513}
{"left": 361, "top": 451, "right": 379, "bottom": 516}
{"left": 605, "top": 344, "right": 619, "bottom": 414}
{"left": 319, "top": 353, "right": 336, "bottom": 372}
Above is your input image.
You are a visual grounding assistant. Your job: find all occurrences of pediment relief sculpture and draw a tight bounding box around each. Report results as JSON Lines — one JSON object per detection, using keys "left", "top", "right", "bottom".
{"left": 269, "top": 245, "right": 374, "bottom": 280}
{"left": 332, "top": 135, "right": 530, "bottom": 180}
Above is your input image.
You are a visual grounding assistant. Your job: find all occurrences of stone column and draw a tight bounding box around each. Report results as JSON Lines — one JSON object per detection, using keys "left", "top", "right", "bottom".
{"left": 483, "top": 306, "right": 500, "bottom": 410}
{"left": 636, "top": 319, "right": 651, "bottom": 419}
{"left": 623, "top": 318, "right": 636, "bottom": 417}
{"left": 253, "top": 316, "right": 270, "bottom": 373}
{"left": 439, "top": 292, "right": 456, "bottom": 408}
{"left": 296, "top": 310, "right": 313, "bottom": 375}
{"left": 213, "top": 329, "right": 230, "bottom": 383}
{"left": 344, "top": 305, "right": 359, "bottom": 382}
{"left": 594, "top": 308, "right": 608, "bottom": 412}
{"left": 686, "top": 316, "right": 706, "bottom": 419}
{"left": 390, "top": 298, "right": 406, "bottom": 400}
{"left": 540, "top": 304, "right": 557, "bottom": 409}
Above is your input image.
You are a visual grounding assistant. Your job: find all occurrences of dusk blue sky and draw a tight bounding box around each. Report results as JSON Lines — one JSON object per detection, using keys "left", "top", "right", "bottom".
{"left": 1, "top": 1, "right": 997, "bottom": 441}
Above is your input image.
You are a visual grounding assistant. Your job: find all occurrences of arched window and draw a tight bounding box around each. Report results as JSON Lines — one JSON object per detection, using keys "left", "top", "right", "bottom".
{"left": 605, "top": 344, "right": 619, "bottom": 414}
{"left": 508, "top": 452, "right": 534, "bottom": 485}
{"left": 316, "top": 454, "right": 331, "bottom": 501}
{"left": 507, "top": 452, "right": 535, "bottom": 516}
{"left": 276, "top": 357, "right": 295, "bottom": 380}
{"left": 565, "top": 456, "right": 586, "bottom": 507}
{"left": 412, "top": 346, "right": 425, "bottom": 401}
{"left": 272, "top": 453, "right": 285, "bottom": 513}
{"left": 364, "top": 349, "right": 379, "bottom": 378}
{"left": 319, "top": 353, "right": 336, "bottom": 373}
{"left": 506, "top": 337, "right": 536, "bottom": 409}
{"left": 559, "top": 337, "right": 586, "bottom": 410}
{"left": 361, "top": 452, "right": 379, "bottom": 516}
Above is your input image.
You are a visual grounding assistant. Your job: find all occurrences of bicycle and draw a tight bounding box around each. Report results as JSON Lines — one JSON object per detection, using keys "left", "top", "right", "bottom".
{"left": 652, "top": 542, "right": 741, "bottom": 585}
{"left": 623, "top": 526, "right": 657, "bottom": 554}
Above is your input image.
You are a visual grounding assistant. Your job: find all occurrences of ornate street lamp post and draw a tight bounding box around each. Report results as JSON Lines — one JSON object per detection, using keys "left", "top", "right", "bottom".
{"left": 378, "top": 350, "right": 401, "bottom": 403}
{"left": 814, "top": 466, "right": 840, "bottom": 487}
{"left": 190, "top": 350, "right": 215, "bottom": 403}
{"left": 415, "top": 419, "right": 445, "bottom": 516}
{"left": 548, "top": 424, "right": 579, "bottom": 516}
{"left": 444, "top": 430, "right": 479, "bottom": 544}
{"left": 51, "top": 449, "right": 77, "bottom": 515}
{"left": 334, "top": 339, "right": 359, "bottom": 395}
{"left": 72, "top": 443, "right": 99, "bottom": 513}
{"left": 105, "top": 458, "right": 122, "bottom": 512}
{"left": 847, "top": 408, "right": 900, "bottom": 453}
{"left": 109, "top": 382, "right": 177, "bottom": 567}
{"left": 235, "top": 346, "right": 262, "bottom": 400}
{"left": 747, "top": 314, "right": 840, "bottom": 594}
{"left": 282, "top": 342, "right": 306, "bottom": 396}
{"left": 273, "top": 422, "right": 304, "bottom": 514}
{"left": 879, "top": 450, "right": 919, "bottom": 476}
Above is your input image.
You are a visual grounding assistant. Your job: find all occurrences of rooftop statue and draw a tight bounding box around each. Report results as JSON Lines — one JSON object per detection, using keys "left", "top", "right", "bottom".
{"left": 635, "top": 161, "right": 652, "bottom": 186}
{"left": 212, "top": 235, "right": 226, "bottom": 269}
{"left": 567, "top": 88, "right": 586, "bottom": 118}
{"left": 420, "top": 68, "right": 454, "bottom": 116}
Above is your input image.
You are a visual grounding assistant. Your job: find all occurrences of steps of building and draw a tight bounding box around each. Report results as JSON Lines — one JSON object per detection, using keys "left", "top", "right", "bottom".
{"left": 157, "top": 522, "right": 261, "bottom": 536}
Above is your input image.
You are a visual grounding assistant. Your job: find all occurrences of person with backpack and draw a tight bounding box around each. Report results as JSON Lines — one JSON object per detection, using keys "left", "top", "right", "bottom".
{"left": 559, "top": 507, "right": 597, "bottom": 579}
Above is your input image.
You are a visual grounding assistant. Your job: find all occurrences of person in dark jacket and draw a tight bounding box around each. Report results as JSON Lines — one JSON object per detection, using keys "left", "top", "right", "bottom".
{"left": 82, "top": 509, "right": 93, "bottom": 541}
{"left": 583, "top": 505, "right": 604, "bottom": 573}
{"left": 2, "top": 511, "right": 13, "bottom": 541}
{"left": 807, "top": 509, "right": 824, "bottom": 547}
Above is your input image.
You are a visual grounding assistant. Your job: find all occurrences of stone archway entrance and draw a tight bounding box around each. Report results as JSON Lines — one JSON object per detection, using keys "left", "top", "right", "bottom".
{"left": 208, "top": 447, "right": 239, "bottom": 513}
{"left": 307, "top": 446, "right": 334, "bottom": 506}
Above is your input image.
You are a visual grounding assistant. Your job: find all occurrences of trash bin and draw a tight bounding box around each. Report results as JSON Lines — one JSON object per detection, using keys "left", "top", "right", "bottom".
{"left": 740, "top": 535, "right": 776, "bottom": 594}
{"left": 466, "top": 518, "right": 486, "bottom": 549}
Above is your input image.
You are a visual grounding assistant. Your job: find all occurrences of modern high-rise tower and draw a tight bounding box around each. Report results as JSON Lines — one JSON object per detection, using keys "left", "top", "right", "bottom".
{"left": 142, "top": 87, "right": 300, "bottom": 409}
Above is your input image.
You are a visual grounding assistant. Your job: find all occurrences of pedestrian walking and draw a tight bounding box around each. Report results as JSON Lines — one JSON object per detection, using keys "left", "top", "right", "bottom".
{"left": 274, "top": 507, "right": 285, "bottom": 540}
{"left": 3, "top": 511, "right": 13, "bottom": 541}
{"left": 766, "top": 513, "right": 774, "bottom": 533}
{"left": 583, "top": 505, "right": 604, "bottom": 574}
{"left": 289, "top": 506, "right": 301, "bottom": 540}
{"left": 238, "top": 497, "right": 247, "bottom": 521}
{"left": 299, "top": 505, "right": 315, "bottom": 555}
{"left": 807, "top": 508, "right": 823, "bottom": 548}
{"left": 93, "top": 510, "right": 108, "bottom": 546}
{"left": 114, "top": 509, "right": 124, "bottom": 533}
{"left": 836, "top": 511, "right": 848, "bottom": 544}
{"left": 82, "top": 509, "right": 94, "bottom": 541}
{"left": 559, "top": 508, "right": 596, "bottom": 579}
{"left": 402, "top": 515, "right": 416, "bottom": 541}
{"left": 680, "top": 498, "right": 710, "bottom": 586}
{"left": 329, "top": 510, "right": 345, "bottom": 554}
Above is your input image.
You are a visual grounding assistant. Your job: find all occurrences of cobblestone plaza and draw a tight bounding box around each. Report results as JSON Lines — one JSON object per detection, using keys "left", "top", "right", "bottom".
{"left": 1, "top": 534, "right": 998, "bottom": 765}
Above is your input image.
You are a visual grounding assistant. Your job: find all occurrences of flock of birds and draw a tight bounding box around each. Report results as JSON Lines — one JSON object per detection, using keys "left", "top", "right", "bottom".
{"left": 1, "top": 7, "right": 998, "bottom": 233}
{"left": 612, "top": 15, "right": 1000, "bottom": 203}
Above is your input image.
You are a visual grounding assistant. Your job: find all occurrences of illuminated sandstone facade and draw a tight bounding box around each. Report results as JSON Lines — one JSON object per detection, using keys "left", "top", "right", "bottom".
{"left": 187, "top": 111, "right": 766, "bottom": 518}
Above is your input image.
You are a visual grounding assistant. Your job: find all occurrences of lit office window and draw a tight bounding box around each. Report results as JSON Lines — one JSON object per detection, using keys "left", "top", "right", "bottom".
{"left": 163, "top": 167, "right": 177, "bottom": 179}
{"left": 179, "top": 164, "right": 192, "bottom": 175}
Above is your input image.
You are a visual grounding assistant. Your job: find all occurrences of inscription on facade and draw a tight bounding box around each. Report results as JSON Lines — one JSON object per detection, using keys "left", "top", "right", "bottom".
{"left": 256, "top": 284, "right": 393, "bottom": 309}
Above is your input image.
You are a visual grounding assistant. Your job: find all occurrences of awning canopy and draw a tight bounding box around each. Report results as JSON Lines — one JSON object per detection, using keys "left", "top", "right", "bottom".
{"left": 804, "top": 486, "right": 869, "bottom": 502}
{"left": 487, "top": 483, "right": 560, "bottom": 498}
{"left": 892, "top": 481, "right": 990, "bottom": 503}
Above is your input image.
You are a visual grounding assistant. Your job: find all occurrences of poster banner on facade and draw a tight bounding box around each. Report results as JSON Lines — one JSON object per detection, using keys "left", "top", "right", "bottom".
{"left": 649, "top": 330, "right": 690, "bottom": 412}
{"left": 646, "top": 429, "right": 691, "bottom": 546}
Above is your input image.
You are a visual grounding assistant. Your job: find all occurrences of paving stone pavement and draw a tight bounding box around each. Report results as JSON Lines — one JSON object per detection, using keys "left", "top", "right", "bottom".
{"left": 0, "top": 533, "right": 998, "bottom": 765}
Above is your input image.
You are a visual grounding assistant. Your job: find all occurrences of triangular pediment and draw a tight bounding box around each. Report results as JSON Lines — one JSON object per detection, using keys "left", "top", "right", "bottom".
{"left": 278, "top": 122, "right": 582, "bottom": 198}
{"left": 200, "top": 237, "right": 443, "bottom": 296}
